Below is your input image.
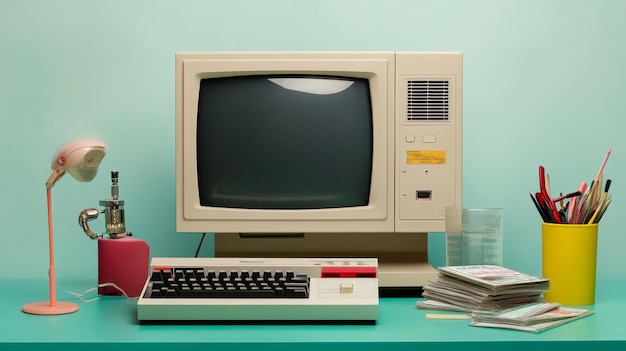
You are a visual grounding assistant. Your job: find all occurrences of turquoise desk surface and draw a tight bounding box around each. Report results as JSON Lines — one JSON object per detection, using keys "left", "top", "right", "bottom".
{"left": 2, "top": 278, "right": 625, "bottom": 351}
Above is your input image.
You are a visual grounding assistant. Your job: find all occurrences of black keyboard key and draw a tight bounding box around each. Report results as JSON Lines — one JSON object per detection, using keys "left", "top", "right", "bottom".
{"left": 285, "top": 287, "right": 308, "bottom": 298}
{"left": 150, "top": 271, "right": 163, "bottom": 281}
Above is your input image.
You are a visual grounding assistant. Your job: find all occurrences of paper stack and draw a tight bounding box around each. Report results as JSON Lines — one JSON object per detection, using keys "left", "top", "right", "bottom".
{"left": 417, "top": 265, "right": 550, "bottom": 313}
{"left": 470, "top": 302, "right": 594, "bottom": 333}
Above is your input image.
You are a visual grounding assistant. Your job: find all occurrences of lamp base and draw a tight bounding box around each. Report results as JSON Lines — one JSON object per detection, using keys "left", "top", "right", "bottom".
{"left": 22, "top": 301, "right": 78, "bottom": 315}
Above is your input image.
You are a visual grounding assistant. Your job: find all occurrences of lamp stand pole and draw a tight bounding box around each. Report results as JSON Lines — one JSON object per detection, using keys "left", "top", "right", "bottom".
{"left": 22, "top": 187, "right": 79, "bottom": 315}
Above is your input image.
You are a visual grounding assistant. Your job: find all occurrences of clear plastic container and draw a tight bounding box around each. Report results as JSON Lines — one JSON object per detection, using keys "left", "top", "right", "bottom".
{"left": 445, "top": 207, "right": 503, "bottom": 266}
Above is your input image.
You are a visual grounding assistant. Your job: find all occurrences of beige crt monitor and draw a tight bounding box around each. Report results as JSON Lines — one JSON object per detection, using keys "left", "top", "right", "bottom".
{"left": 175, "top": 51, "right": 462, "bottom": 291}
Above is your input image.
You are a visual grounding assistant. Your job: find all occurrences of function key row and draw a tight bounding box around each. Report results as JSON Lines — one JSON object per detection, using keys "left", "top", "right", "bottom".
{"left": 150, "top": 268, "right": 303, "bottom": 282}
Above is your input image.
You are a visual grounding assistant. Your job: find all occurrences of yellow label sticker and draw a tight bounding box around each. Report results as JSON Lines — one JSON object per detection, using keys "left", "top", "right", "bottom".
{"left": 406, "top": 150, "right": 446, "bottom": 164}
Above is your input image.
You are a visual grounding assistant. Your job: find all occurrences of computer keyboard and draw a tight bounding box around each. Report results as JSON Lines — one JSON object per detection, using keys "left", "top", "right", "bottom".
{"left": 137, "top": 257, "right": 379, "bottom": 323}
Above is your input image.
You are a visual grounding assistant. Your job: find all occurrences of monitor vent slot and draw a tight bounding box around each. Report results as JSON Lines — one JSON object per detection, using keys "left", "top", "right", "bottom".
{"left": 406, "top": 80, "right": 449, "bottom": 121}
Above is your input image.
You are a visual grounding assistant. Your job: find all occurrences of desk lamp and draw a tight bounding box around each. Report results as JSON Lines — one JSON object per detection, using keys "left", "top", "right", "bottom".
{"left": 22, "top": 140, "right": 106, "bottom": 315}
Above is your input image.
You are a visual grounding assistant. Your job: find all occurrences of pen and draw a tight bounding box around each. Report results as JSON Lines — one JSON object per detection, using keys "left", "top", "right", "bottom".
{"left": 567, "top": 182, "right": 586, "bottom": 223}
{"left": 538, "top": 166, "right": 561, "bottom": 223}
{"left": 552, "top": 191, "right": 581, "bottom": 203}
{"left": 536, "top": 191, "right": 559, "bottom": 223}
{"left": 605, "top": 179, "right": 612, "bottom": 193}
{"left": 530, "top": 191, "right": 550, "bottom": 222}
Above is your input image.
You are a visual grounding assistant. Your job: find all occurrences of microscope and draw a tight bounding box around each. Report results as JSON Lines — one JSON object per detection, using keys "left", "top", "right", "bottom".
{"left": 78, "top": 171, "right": 149, "bottom": 298}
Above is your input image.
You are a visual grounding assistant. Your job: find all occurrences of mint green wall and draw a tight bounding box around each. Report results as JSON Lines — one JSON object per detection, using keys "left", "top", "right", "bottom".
{"left": 1, "top": 0, "right": 624, "bottom": 283}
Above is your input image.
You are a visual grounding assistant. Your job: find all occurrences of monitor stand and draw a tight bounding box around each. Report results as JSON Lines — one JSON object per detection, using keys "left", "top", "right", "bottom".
{"left": 214, "top": 232, "right": 438, "bottom": 297}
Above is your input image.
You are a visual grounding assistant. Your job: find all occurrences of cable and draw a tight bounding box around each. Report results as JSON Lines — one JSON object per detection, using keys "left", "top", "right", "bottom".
{"left": 67, "top": 283, "right": 133, "bottom": 303}
{"left": 194, "top": 232, "right": 206, "bottom": 257}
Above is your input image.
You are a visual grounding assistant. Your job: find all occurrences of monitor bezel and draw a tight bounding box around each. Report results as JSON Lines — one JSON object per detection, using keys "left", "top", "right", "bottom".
{"left": 176, "top": 52, "right": 396, "bottom": 233}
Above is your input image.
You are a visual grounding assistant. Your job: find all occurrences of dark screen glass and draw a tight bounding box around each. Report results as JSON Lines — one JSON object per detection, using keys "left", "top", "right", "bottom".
{"left": 196, "top": 75, "right": 373, "bottom": 209}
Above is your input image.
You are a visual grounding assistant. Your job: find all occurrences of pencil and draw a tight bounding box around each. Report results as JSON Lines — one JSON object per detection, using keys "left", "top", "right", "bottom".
{"left": 595, "top": 149, "right": 612, "bottom": 182}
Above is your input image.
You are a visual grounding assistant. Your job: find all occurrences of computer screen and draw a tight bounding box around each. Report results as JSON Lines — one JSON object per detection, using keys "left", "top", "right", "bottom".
{"left": 176, "top": 52, "right": 463, "bottom": 289}
{"left": 196, "top": 75, "right": 373, "bottom": 210}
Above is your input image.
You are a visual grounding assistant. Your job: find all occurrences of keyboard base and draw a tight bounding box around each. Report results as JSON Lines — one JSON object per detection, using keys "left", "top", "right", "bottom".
{"left": 137, "top": 297, "right": 378, "bottom": 323}
{"left": 137, "top": 257, "right": 379, "bottom": 324}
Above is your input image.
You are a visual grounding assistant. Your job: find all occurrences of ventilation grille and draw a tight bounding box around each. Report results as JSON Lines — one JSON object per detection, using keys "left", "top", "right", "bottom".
{"left": 406, "top": 80, "right": 449, "bottom": 121}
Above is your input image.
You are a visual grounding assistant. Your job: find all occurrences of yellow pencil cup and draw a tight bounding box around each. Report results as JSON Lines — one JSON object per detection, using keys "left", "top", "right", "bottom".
{"left": 541, "top": 222, "right": 598, "bottom": 306}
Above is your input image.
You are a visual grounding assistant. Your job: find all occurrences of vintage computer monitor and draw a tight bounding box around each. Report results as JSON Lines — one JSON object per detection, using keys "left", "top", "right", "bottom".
{"left": 175, "top": 51, "right": 462, "bottom": 293}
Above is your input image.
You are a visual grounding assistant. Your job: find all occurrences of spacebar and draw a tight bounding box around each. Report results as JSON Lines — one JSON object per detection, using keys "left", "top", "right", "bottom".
{"left": 178, "top": 289, "right": 278, "bottom": 298}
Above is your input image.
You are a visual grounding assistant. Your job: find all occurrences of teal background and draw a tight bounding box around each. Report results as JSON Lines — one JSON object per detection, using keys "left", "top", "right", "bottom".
{"left": 1, "top": 0, "right": 624, "bottom": 283}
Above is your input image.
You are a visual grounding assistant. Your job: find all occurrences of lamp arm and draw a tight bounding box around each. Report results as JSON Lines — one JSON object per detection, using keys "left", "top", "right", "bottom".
{"left": 46, "top": 169, "right": 65, "bottom": 189}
